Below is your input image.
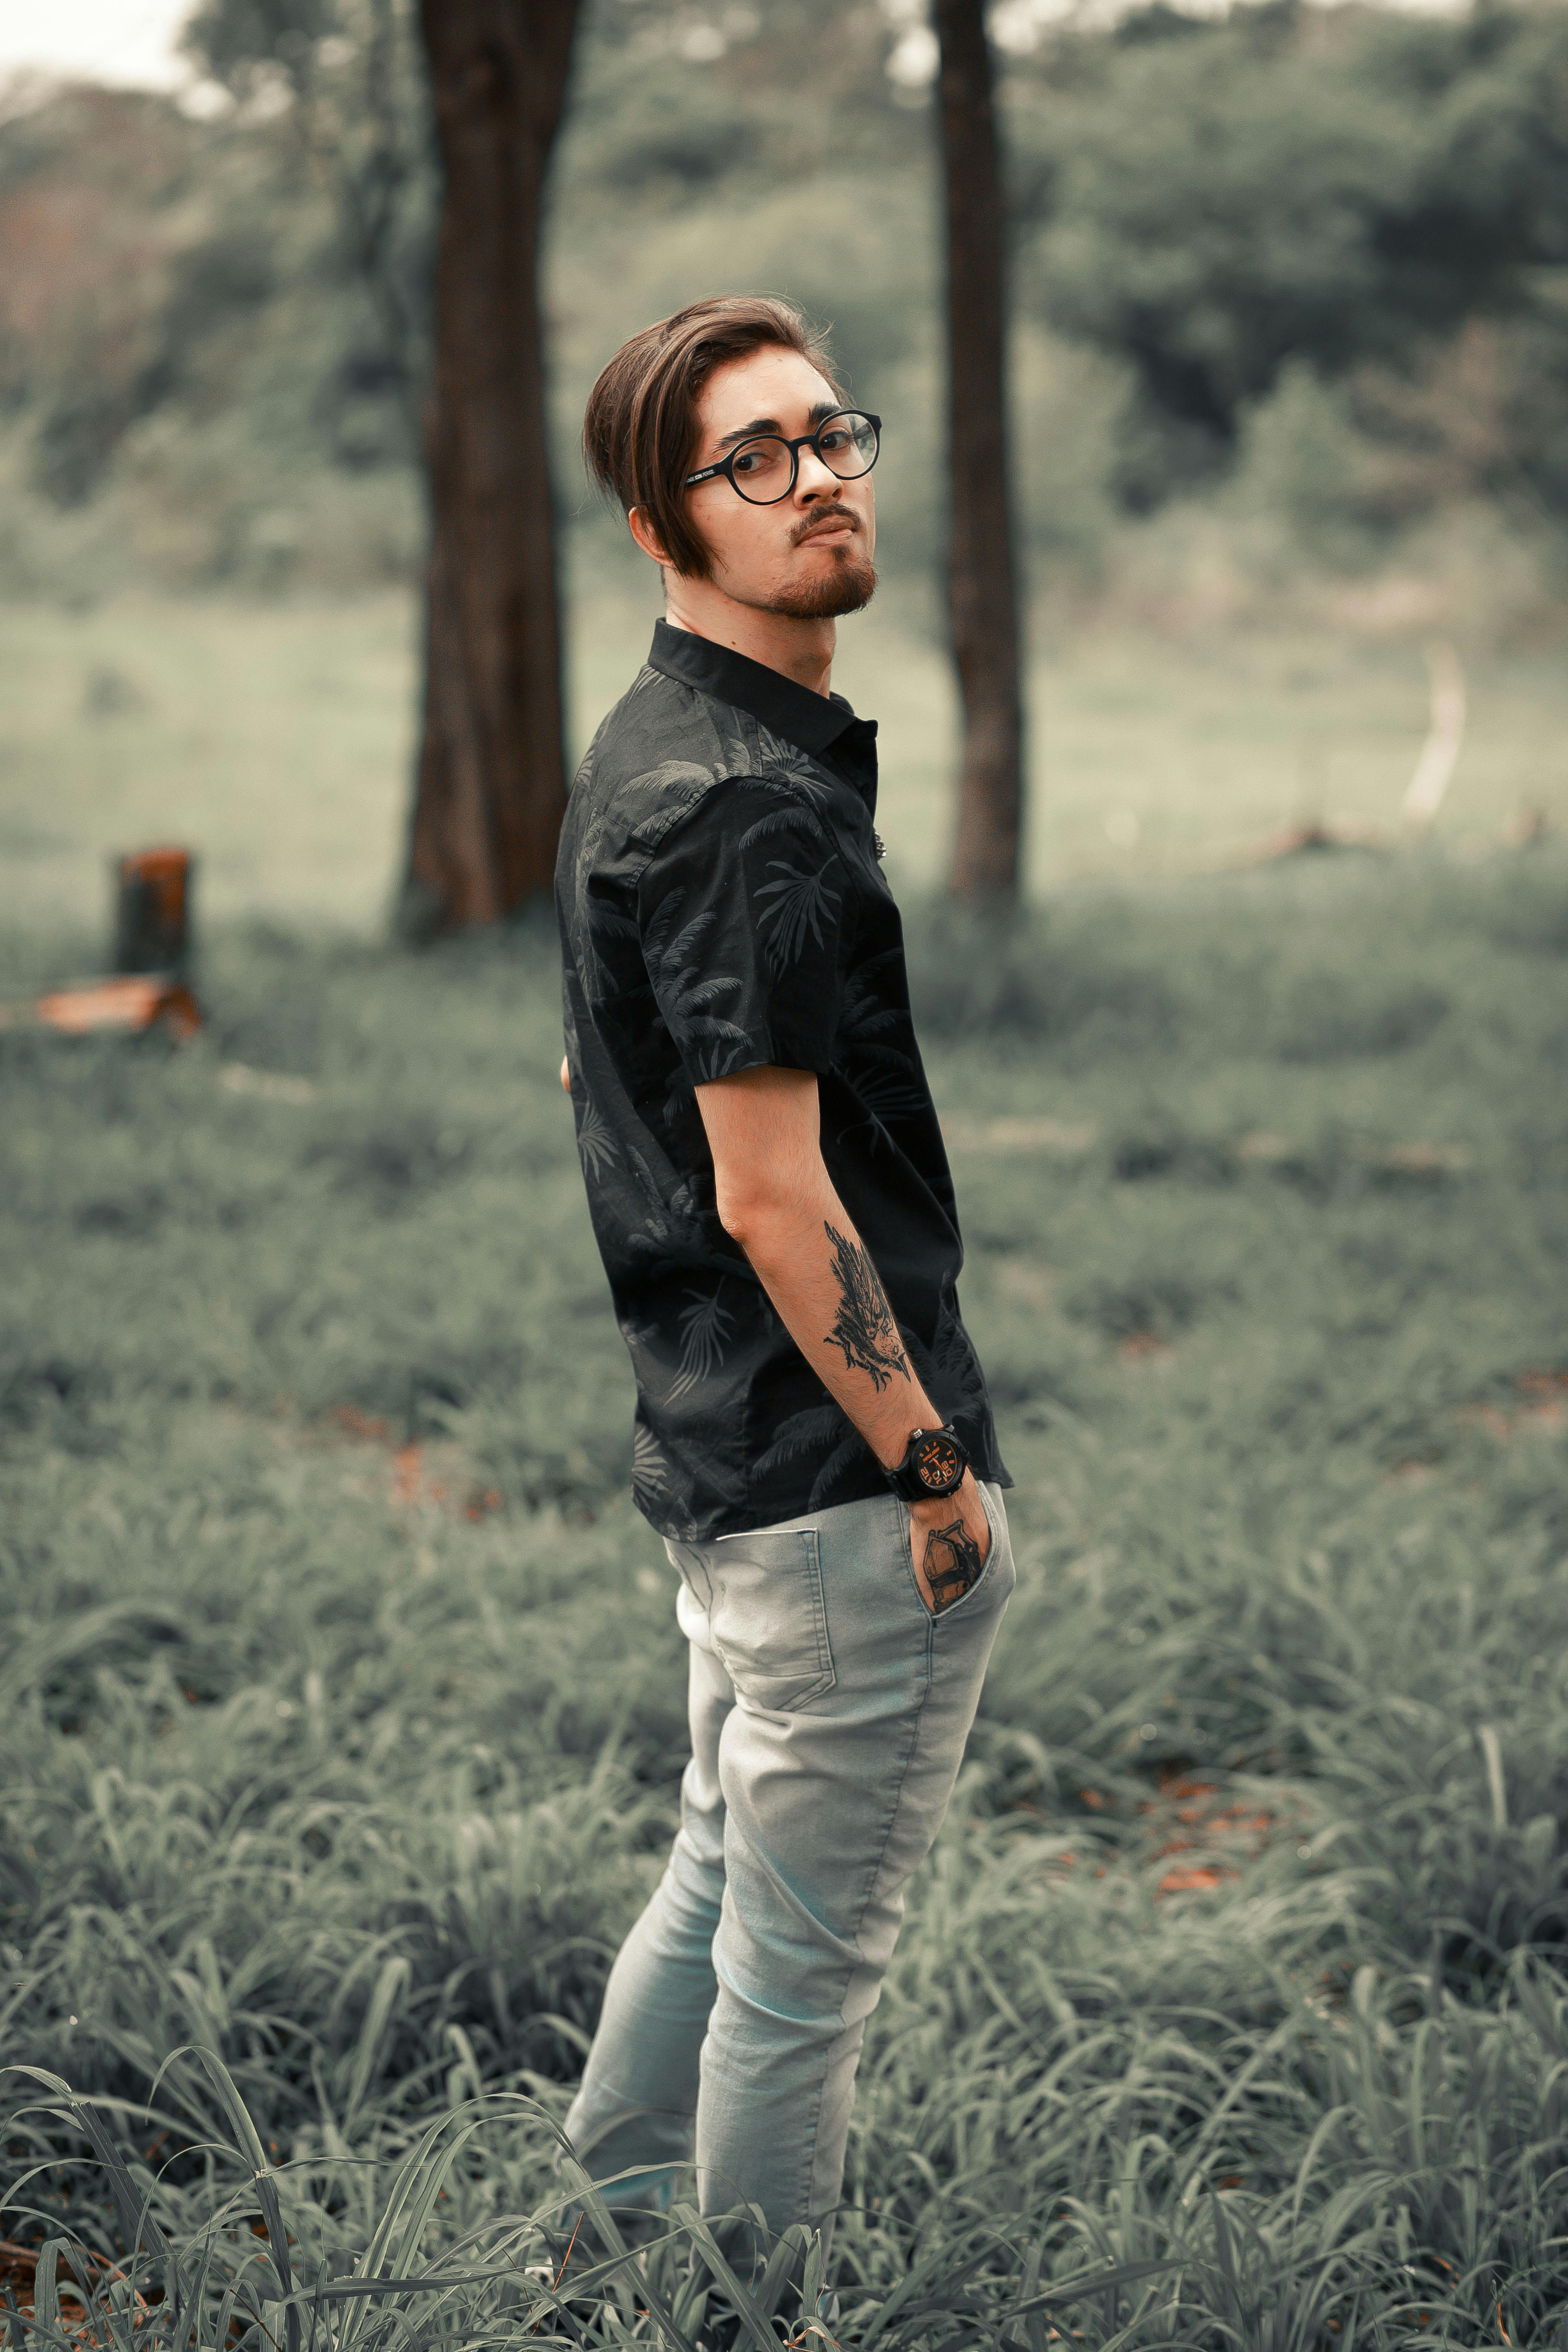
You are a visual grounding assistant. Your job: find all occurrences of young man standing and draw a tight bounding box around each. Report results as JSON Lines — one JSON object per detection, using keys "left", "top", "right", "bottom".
{"left": 554, "top": 296, "right": 1013, "bottom": 2270}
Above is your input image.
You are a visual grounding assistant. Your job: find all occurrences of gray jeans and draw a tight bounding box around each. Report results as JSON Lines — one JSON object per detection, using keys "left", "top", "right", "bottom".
{"left": 561, "top": 1480, "right": 1015, "bottom": 2256}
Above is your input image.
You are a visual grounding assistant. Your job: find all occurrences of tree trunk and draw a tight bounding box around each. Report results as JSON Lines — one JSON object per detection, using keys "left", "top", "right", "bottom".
{"left": 401, "top": 0, "right": 580, "bottom": 936}
{"left": 934, "top": 0, "right": 1024, "bottom": 902}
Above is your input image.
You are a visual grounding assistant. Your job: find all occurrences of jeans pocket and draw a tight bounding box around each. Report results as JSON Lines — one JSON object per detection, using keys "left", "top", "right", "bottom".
{"left": 706, "top": 1528, "right": 836, "bottom": 1711}
{"left": 930, "top": 1483, "right": 1015, "bottom": 1627}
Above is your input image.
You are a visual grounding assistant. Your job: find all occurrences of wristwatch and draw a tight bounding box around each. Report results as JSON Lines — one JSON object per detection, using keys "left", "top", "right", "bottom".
{"left": 884, "top": 1424, "right": 969, "bottom": 1503}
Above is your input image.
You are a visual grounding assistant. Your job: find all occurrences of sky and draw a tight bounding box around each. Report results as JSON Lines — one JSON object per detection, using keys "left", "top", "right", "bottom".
{"left": 0, "top": 0, "right": 1465, "bottom": 97}
{"left": 0, "top": 0, "right": 193, "bottom": 92}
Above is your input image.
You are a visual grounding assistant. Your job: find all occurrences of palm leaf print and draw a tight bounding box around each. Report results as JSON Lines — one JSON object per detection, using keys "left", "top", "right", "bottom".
{"left": 754, "top": 859, "right": 842, "bottom": 972}
{"left": 666, "top": 977, "right": 750, "bottom": 1047}
{"left": 833, "top": 953, "right": 925, "bottom": 1124}
{"left": 754, "top": 1401, "right": 867, "bottom": 1509}
{"left": 738, "top": 805, "right": 829, "bottom": 853}
{"left": 663, "top": 1034, "right": 762, "bottom": 1126}
{"left": 839, "top": 951, "right": 908, "bottom": 1044}
{"left": 754, "top": 730, "right": 836, "bottom": 805}
{"left": 754, "top": 1400, "right": 853, "bottom": 1473}
{"left": 644, "top": 890, "right": 752, "bottom": 1052}
{"left": 932, "top": 1294, "right": 988, "bottom": 1415}
{"left": 575, "top": 1098, "right": 618, "bottom": 1178}
{"left": 631, "top": 1421, "right": 668, "bottom": 1514}
{"left": 586, "top": 897, "right": 642, "bottom": 945}
{"left": 669, "top": 1286, "right": 732, "bottom": 1402}
{"left": 838, "top": 1056, "right": 931, "bottom": 1129}
{"left": 641, "top": 890, "right": 710, "bottom": 972}
{"left": 690, "top": 1039, "right": 760, "bottom": 1084}
{"left": 627, "top": 1148, "right": 672, "bottom": 1223}
{"left": 669, "top": 1175, "right": 703, "bottom": 1222}
{"left": 622, "top": 1153, "right": 712, "bottom": 1269}
{"left": 807, "top": 1433, "right": 868, "bottom": 1510}
{"left": 639, "top": 755, "right": 726, "bottom": 790}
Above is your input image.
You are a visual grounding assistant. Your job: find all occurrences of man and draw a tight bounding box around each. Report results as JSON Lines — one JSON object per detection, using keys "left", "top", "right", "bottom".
{"left": 554, "top": 294, "right": 1013, "bottom": 2278}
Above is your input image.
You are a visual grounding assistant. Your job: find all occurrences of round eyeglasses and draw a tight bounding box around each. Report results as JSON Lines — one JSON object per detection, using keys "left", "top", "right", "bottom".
{"left": 684, "top": 409, "right": 881, "bottom": 506}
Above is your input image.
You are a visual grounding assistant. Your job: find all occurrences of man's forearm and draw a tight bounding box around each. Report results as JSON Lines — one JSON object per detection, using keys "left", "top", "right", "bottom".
{"left": 694, "top": 1066, "right": 991, "bottom": 1610}
{"left": 726, "top": 1179, "right": 943, "bottom": 1470}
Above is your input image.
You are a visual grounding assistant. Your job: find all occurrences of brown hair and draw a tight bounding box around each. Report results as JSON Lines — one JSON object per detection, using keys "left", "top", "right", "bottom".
{"left": 582, "top": 295, "right": 841, "bottom": 580}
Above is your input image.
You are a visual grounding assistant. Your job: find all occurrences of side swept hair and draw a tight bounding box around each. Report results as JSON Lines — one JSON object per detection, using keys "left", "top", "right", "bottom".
{"left": 582, "top": 295, "right": 841, "bottom": 580}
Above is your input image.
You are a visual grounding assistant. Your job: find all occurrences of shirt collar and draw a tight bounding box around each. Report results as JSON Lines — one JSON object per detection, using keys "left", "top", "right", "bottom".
{"left": 648, "top": 619, "right": 878, "bottom": 803}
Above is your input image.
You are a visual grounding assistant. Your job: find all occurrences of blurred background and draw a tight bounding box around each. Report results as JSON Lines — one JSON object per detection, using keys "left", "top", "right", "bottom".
{"left": 3, "top": 0, "right": 1566, "bottom": 926}
{"left": 5, "top": 8, "right": 1568, "bottom": 2341}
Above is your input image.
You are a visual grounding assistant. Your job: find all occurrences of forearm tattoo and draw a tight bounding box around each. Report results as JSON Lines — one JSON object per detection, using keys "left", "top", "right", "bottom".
{"left": 922, "top": 1517, "right": 986, "bottom": 1613}
{"left": 822, "top": 1220, "right": 910, "bottom": 1393}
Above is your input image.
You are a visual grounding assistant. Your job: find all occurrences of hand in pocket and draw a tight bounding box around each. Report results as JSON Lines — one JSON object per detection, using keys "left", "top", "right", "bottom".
{"left": 907, "top": 1478, "right": 992, "bottom": 1615}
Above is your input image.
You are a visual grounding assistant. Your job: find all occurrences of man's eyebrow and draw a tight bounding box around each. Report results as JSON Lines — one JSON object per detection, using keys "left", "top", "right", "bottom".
{"left": 714, "top": 416, "right": 782, "bottom": 452}
{"left": 711, "top": 400, "right": 841, "bottom": 454}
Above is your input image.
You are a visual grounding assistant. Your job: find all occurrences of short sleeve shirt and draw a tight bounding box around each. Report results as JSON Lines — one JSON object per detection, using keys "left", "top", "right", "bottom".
{"left": 554, "top": 620, "right": 1008, "bottom": 1542}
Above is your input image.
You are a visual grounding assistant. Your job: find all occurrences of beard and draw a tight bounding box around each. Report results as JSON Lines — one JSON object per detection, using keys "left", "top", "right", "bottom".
{"left": 766, "top": 545, "right": 878, "bottom": 620}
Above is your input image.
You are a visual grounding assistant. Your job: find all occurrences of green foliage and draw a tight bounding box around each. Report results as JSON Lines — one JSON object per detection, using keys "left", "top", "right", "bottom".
{"left": 3, "top": 847, "right": 1568, "bottom": 2338}
{"left": 3, "top": 0, "right": 1566, "bottom": 611}
{"left": 0, "top": 5, "right": 428, "bottom": 591}
{"left": 1226, "top": 361, "right": 1389, "bottom": 567}
{"left": 1010, "top": 0, "right": 1568, "bottom": 508}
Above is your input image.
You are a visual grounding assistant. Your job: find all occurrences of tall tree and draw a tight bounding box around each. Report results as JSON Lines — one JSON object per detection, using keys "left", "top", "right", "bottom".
{"left": 184, "top": 0, "right": 577, "bottom": 927}
{"left": 401, "top": 0, "right": 582, "bottom": 936}
{"left": 933, "top": 0, "right": 1024, "bottom": 902}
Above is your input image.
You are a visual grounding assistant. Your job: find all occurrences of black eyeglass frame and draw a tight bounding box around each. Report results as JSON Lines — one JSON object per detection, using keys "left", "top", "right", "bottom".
{"left": 684, "top": 409, "right": 882, "bottom": 504}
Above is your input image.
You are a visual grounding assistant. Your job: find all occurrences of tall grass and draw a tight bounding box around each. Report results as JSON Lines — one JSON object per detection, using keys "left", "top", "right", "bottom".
{"left": 3, "top": 848, "right": 1567, "bottom": 2343}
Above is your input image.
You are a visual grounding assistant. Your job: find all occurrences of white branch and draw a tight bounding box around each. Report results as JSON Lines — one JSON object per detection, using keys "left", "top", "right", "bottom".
{"left": 1401, "top": 639, "right": 1466, "bottom": 830}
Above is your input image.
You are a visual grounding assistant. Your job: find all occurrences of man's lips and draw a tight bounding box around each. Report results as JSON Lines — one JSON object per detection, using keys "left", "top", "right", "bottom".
{"left": 793, "top": 511, "right": 859, "bottom": 548}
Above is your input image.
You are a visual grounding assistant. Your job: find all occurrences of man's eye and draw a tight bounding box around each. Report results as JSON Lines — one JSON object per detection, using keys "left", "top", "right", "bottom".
{"left": 819, "top": 429, "right": 848, "bottom": 454}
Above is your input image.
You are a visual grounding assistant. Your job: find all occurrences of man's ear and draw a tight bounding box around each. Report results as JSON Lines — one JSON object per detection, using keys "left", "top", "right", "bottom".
{"left": 627, "top": 507, "right": 671, "bottom": 566}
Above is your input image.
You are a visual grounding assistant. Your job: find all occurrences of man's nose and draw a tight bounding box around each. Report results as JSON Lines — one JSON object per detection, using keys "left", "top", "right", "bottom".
{"left": 795, "top": 443, "right": 841, "bottom": 498}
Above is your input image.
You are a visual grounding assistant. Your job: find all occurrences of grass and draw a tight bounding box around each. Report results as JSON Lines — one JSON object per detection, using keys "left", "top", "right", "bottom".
{"left": 2, "top": 808, "right": 1567, "bottom": 2342}
{"left": 5, "top": 590, "right": 1568, "bottom": 940}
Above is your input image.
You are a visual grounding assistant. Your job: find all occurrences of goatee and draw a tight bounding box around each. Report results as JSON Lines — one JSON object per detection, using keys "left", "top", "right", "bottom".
{"left": 767, "top": 551, "right": 877, "bottom": 620}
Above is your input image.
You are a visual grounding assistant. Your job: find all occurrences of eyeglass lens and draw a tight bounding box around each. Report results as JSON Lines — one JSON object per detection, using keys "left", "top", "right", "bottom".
{"left": 729, "top": 411, "right": 879, "bottom": 504}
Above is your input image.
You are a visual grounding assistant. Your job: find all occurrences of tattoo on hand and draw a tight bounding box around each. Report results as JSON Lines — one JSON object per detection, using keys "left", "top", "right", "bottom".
{"left": 922, "top": 1517, "right": 985, "bottom": 1614}
{"left": 822, "top": 1221, "right": 910, "bottom": 1393}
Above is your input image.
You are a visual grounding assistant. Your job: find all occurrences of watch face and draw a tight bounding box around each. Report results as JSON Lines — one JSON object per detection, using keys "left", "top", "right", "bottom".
{"left": 913, "top": 1433, "right": 962, "bottom": 1492}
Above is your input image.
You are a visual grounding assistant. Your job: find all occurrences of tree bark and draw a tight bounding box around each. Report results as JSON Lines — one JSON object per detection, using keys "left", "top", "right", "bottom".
{"left": 402, "top": 0, "right": 580, "bottom": 936}
{"left": 934, "top": 0, "right": 1024, "bottom": 902}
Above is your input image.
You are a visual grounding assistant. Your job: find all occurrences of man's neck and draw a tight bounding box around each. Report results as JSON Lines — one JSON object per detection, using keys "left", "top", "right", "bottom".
{"left": 662, "top": 577, "right": 836, "bottom": 698}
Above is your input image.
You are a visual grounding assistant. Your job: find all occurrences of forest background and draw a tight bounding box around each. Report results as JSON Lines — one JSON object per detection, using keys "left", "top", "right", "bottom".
{"left": 9, "top": 0, "right": 1568, "bottom": 618}
{"left": 5, "top": 3, "right": 1568, "bottom": 2347}
{"left": 6, "top": 0, "right": 1568, "bottom": 912}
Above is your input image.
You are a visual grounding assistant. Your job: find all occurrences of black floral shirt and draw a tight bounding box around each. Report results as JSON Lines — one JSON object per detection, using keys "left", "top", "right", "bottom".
{"left": 555, "top": 620, "right": 1008, "bottom": 1542}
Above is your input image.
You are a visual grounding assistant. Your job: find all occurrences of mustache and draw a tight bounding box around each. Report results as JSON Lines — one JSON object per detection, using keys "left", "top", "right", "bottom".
{"left": 791, "top": 504, "right": 861, "bottom": 547}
